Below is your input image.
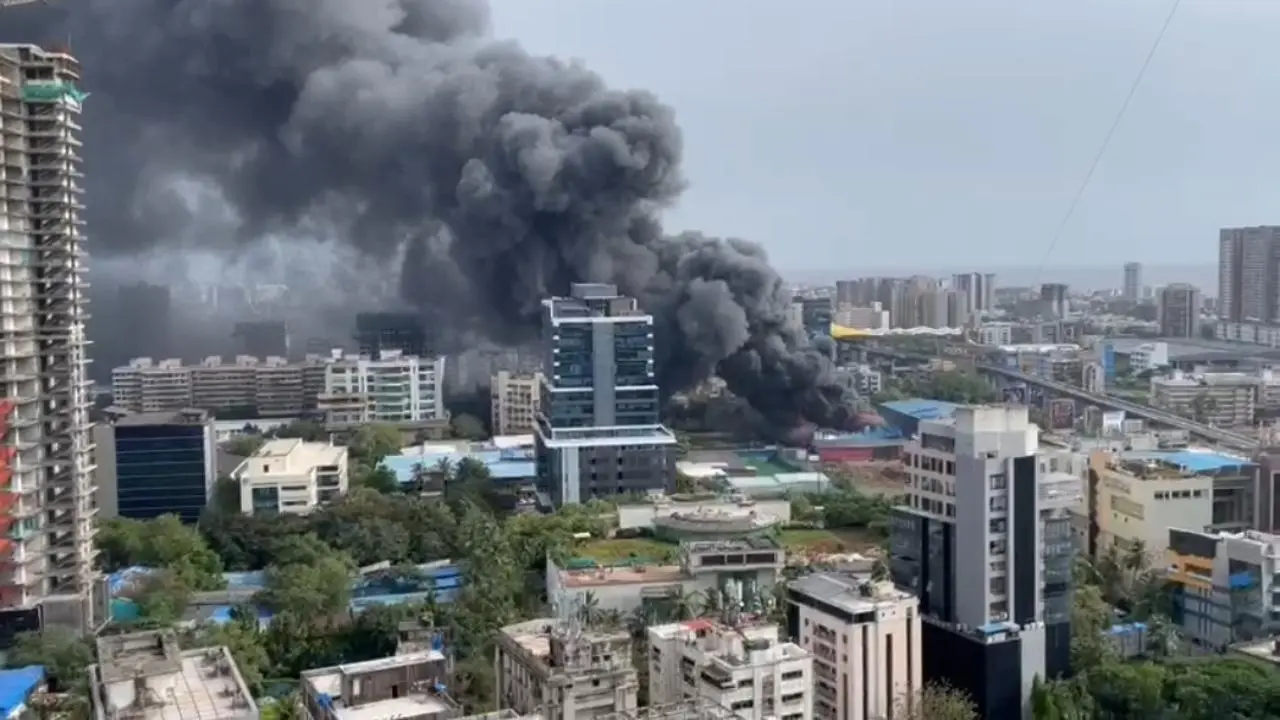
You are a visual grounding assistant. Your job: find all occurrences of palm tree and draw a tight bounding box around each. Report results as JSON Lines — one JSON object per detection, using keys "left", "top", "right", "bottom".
{"left": 433, "top": 457, "right": 453, "bottom": 481}
{"left": 626, "top": 606, "right": 655, "bottom": 639}
{"left": 1143, "top": 615, "right": 1181, "bottom": 659}
{"left": 701, "top": 588, "right": 722, "bottom": 617}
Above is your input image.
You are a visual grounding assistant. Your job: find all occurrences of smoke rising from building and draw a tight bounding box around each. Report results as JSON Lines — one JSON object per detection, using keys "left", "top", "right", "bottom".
{"left": 1, "top": 0, "right": 856, "bottom": 431}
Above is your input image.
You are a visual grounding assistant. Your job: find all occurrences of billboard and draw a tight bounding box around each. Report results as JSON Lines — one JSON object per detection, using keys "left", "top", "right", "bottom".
{"left": 1048, "top": 399, "right": 1075, "bottom": 430}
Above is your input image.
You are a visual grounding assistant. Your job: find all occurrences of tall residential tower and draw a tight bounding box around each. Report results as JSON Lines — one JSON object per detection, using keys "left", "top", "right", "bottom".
{"left": 0, "top": 44, "right": 99, "bottom": 631}
{"left": 535, "top": 283, "right": 676, "bottom": 505}
{"left": 1219, "top": 226, "right": 1280, "bottom": 324}
{"left": 889, "top": 406, "right": 1079, "bottom": 718}
{"left": 1122, "top": 262, "right": 1142, "bottom": 303}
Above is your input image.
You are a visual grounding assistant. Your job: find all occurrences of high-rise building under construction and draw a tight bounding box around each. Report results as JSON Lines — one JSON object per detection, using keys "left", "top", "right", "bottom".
{"left": 0, "top": 44, "right": 99, "bottom": 632}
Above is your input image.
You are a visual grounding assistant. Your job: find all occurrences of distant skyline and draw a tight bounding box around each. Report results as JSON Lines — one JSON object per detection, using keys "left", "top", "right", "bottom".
{"left": 787, "top": 263, "right": 1218, "bottom": 293}
{"left": 491, "top": 0, "right": 1274, "bottom": 272}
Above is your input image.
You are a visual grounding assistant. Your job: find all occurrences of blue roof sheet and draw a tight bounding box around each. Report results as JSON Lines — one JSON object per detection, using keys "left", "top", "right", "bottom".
{"left": 880, "top": 398, "right": 960, "bottom": 421}
{"left": 1161, "top": 451, "right": 1252, "bottom": 474}
{"left": 1108, "top": 622, "right": 1148, "bottom": 635}
{"left": 0, "top": 666, "right": 43, "bottom": 716}
{"left": 382, "top": 455, "right": 534, "bottom": 483}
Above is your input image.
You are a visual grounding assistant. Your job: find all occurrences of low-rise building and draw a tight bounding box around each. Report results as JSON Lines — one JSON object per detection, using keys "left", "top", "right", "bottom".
{"left": 495, "top": 618, "right": 637, "bottom": 720}
{"left": 787, "top": 572, "right": 920, "bottom": 720}
{"left": 547, "top": 538, "right": 785, "bottom": 618}
{"left": 1167, "top": 527, "right": 1280, "bottom": 648}
{"left": 301, "top": 650, "right": 458, "bottom": 720}
{"left": 648, "top": 620, "right": 811, "bottom": 720}
{"left": 233, "top": 439, "right": 348, "bottom": 516}
{"left": 1088, "top": 450, "right": 1254, "bottom": 561}
{"left": 88, "top": 630, "right": 258, "bottom": 720}
{"left": 1150, "top": 371, "right": 1256, "bottom": 427}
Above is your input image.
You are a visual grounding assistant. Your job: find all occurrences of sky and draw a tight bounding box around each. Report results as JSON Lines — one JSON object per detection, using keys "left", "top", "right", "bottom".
{"left": 488, "top": 0, "right": 1280, "bottom": 278}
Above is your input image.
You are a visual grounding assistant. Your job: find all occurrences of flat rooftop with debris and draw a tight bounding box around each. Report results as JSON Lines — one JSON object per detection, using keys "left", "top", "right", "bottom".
{"left": 90, "top": 630, "right": 257, "bottom": 720}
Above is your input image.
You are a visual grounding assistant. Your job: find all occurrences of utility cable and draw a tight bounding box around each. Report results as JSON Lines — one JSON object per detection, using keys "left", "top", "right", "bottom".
{"left": 1032, "top": 0, "right": 1182, "bottom": 284}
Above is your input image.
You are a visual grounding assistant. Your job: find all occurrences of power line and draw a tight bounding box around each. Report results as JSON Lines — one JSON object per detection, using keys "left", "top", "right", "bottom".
{"left": 1032, "top": 0, "right": 1183, "bottom": 284}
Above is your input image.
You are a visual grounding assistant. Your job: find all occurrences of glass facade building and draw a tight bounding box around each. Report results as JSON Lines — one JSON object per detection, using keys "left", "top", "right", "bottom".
{"left": 97, "top": 410, "right": 216, "bottom": 522}
{"left": 535, "top": 284, "right": 676, "bottom": 505}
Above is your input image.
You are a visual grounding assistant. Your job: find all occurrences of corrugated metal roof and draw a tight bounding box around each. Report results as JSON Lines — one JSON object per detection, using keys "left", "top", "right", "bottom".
{"left": 880, "top": 398, "right": 960, "bottom": 420}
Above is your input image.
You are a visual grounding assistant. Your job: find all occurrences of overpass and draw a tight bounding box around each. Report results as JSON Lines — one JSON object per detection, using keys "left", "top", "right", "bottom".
{"left": 859, "top": 344, "right": 1259, "bottom": 452}
{"left": 973, "top": 363, "right": 1258, "bottom": 452}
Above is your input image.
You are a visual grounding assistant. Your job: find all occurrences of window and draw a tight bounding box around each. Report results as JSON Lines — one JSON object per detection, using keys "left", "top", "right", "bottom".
{"left": 990, "top": 473, "right": 1007, "bottom": 491}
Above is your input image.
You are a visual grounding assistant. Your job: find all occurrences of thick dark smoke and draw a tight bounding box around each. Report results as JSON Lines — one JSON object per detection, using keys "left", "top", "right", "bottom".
{"left": 0, "top": 0, "right": 856, "bottom": 431}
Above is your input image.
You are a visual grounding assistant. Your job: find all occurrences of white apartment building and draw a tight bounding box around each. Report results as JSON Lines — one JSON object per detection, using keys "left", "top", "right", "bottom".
{"left": 112, "top": 355, "right": 329, "bottom": 417}
{"left": 320, "top": 350, "right": 447, "bottom": 429}
{"left": 232, "top": 439, "right": 348, "bottom": 516}
{"left": 648, "top": 620, "right": 812, "bottom": 720}
{"left": 1127, "top": 342, "right": 1169, "bottom": 373}
{"left": 977, "top": 322, "right": 1014, "bottom": 346}
{"left": 492, "top": 370, "right": 542, "bottom": 436}
{"left": 1150, "top": 371, "right": 1255, "bottom": 427}
{"left": 0, "top": 44, "right": 98, "bottom": 631}
{"left": 787, "top": 573, "right": 919, "bottom": 720}
{"left": 834, "top": 364, "right": 882, "bottom": 396}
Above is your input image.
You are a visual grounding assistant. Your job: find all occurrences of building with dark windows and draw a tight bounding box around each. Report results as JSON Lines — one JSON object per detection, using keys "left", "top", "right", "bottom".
{"left": 233, "top": 320, "right": 288, "bottom": 358}
{"left": 795, "top": 295, "right": 833, "bottom": 339}
{"left": 93, "top": 409, "right": 217, "bottom": 523}
{"left": 534, "top": 283, "right": 677, "bottom": 505}
{"left": 354, "top": 312, "right": 427, "bottom": 359}
{"left": 889, "top": 405, "right": 1080, "bottom": 719}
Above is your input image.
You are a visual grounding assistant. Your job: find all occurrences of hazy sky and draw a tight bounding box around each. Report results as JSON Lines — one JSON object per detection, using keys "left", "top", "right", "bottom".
{"left": 489, "top": 0, "right": 1278, "bottom": 274}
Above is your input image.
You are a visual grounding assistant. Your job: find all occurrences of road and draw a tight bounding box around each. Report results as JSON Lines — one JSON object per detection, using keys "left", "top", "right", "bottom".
{"left": 861, "top": 345, "right": 1259, "bottom": 451}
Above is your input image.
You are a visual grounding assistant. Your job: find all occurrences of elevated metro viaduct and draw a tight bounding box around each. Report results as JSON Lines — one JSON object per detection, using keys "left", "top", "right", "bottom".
{"left": 834, "top": 332, "right": 1259, "bottom": 453}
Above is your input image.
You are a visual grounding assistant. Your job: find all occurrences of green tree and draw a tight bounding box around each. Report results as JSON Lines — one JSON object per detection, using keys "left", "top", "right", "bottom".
{"left": 890, "top": 683, "right": 978, "bottom": 720}
{"left": 197, "top": 612, "right": 269, "bottom": 696}
{"left": 96, "top": 515, "right": 225, "bottom": 589}
{"left": 257, "top": 552, "right": 353, "bottom": 618}
{"left": 449, "top": 413, "right": 488, "bottom": 440}
{"left": 8, "top": 628, "right": 93, "bottom": 693}
{"left": 348, "top": 424, "right": 403, "bottom": 463}
{"left": 211, "top": 476, "right": 242, "bottom": 515}
{"left": 224, "top": 434, "right": 265, "bottom": 458}
{"left": 351, "top": 462, "right": 399, "bottom": 494}
{"left": 272, "top": 421, "right": 328, "bottom": 442}
{"left": 125, "top": 569, "right": 193, "bottom": 624}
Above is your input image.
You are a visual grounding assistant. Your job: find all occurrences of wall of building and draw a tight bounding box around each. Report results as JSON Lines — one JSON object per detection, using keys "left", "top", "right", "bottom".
{"left": 112, "top": 423, "right": 215, "bottom": 522}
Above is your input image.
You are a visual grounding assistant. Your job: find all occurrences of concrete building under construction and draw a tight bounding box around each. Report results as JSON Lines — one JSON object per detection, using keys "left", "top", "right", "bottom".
{"left": 0, "top": 44, "right": 100, "bottom": 631}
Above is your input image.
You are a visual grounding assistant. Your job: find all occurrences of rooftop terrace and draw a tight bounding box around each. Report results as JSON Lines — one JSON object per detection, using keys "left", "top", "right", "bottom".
{"left": 91, "top": 631, "right": 256, "bottom": 720}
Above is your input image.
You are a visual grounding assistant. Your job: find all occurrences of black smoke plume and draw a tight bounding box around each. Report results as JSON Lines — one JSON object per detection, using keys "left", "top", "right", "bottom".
{"left": 0, "top": 0, "right": 857, "bottom": 432}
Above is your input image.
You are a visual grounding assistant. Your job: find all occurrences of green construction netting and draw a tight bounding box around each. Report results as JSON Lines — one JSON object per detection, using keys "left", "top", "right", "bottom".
{"left": 21, "top": 82, "right": 88, "bottom": 104}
